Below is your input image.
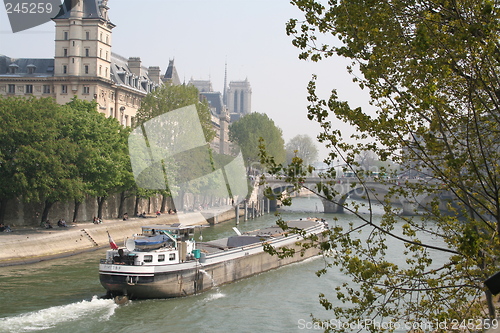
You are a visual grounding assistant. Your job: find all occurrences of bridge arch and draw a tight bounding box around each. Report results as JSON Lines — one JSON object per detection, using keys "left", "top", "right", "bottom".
{"left": 263, "top": 177, "right": 445, "bottom": 215}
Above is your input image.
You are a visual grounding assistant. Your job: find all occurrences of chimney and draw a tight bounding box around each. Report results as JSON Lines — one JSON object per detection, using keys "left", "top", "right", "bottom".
{"left": 148, "top": 66, "right": 161, "bottom": 84}
{"left": 128, "top": 57, "right": 142, "bottom": 77}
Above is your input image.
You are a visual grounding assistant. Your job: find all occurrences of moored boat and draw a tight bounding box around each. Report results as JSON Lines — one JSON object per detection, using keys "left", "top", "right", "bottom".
{"left": 99, "top": 218, "right": 328, "bottom": 301}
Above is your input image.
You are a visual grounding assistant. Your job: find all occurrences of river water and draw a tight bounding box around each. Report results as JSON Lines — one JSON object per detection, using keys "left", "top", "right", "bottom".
{"left": 0, "top": 196, "right": 447, "bottom": 333}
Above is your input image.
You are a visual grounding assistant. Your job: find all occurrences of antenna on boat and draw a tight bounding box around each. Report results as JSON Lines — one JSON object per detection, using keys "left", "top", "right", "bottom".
{"left": 232, "top": 227, "right": 242, "bottom": 236}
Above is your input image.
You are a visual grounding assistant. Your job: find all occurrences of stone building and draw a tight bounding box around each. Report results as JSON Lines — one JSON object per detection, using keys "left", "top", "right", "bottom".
{"left": 188, "top": 76, "right": 253, "bottom": 155}
{"left": 0, "top": 0, "right": 244, "bottom": 225}
{"left": 226, "top": 79, "right": 252, "bottom": 122}
{"left": 0, "top": 0, "right": 162, "bottom": 127}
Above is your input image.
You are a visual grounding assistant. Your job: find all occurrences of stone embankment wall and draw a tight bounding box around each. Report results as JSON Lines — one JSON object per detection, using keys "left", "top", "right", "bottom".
{"left": 3, "top": 193, "right": 235, "bottom": 227}
{"left": 0, "top": 206, "right": 243, "bottom": 266}
{"left": 3, "top": 194, "right": 163, "bottom": 227}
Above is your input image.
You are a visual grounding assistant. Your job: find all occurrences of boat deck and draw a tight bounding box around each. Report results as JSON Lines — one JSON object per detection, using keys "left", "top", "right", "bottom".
{"left": 245, "top": 219, "right": 319, "bottom": 236}
{"left": 196, "top": 219, "right": 320, "bottom": 254}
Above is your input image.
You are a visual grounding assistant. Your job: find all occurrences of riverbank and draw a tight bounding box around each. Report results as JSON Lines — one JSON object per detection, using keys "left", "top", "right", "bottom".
{"left": 0, "top": 205, "right": 240, "bottom": 267}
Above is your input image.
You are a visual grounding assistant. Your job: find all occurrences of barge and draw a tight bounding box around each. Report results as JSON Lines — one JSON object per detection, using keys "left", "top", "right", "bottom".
{"left": 99, "top": 218, "right": 328, "bottom": 301}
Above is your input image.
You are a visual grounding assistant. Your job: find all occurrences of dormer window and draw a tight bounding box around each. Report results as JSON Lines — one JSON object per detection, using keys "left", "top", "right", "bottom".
{"left": 8, "top": 63, "right": 19, "bottom": 74}
{"left": 27, "top": 64, "right": 36, "bottom": 74}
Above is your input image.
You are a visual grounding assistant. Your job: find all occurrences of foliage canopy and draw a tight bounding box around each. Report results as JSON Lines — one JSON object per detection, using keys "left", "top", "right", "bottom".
{"left": 0, "top": 96, "right": 132, "bottom": 223}
{"left": 261, "top": 0, "right": 500, "bottom": 329}
{"left": 229, "top": 112, "right": 286, "bottom": 166}
{"left": 285, "top": 134, "right": 319, "bottom": 165}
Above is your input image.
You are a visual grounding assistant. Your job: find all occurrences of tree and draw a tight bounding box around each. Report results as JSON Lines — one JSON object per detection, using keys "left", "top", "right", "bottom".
{"left": 261, "top": 0, "right": 500, "bottom": 328}
{"left": 134, "top": 84, "right": 216, "bottom": 210}
{"left": 0, "top": 96, "right": 83, "bottom": 224}
{"left": 229, "top": 112, "right": 286, "bottom": 166}
{"left": 285, "top": 134, "right": 319, "bottom": 165}
{"left": 64, "top": 98, "right": 132, "bottom": 220}
{"left": 136, "top": 83, "right": 215, "bottom": 142}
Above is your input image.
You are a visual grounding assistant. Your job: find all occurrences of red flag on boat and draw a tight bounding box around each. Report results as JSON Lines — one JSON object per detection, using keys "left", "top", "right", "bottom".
{"left": 107, "top": 231, "right": 119, "bottom": 250}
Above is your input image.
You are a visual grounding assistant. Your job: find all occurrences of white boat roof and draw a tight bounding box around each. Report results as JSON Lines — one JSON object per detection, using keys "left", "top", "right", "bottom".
{"left": 141, "top": 223, "right": 196, "bottom": 231}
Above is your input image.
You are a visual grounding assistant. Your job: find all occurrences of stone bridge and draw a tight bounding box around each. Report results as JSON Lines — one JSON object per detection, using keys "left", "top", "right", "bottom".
{"left": 263, "top": 176, "right": 448, "bottom": 215}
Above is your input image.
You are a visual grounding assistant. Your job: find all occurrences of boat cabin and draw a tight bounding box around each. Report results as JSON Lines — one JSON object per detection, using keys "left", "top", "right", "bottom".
{"left": 141, "top": 223, "right": 195, "bottom": 242}
{"left": 102, "top": 223, "right": 197, "bottom": 266}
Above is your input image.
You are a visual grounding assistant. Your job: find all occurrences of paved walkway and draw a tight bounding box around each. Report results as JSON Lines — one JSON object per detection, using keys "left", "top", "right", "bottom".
{"left": 1, "top": 205, "right": 237, "bottom": 239}
{"left": 0, "top": 205, "right": 238, "bottom": 266}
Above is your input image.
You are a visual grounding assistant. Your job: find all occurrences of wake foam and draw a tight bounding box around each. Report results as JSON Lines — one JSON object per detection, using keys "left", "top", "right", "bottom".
{"left": 205, "top": 291, "right": 225, "bottom": 301}
{"left": 0, "top": 296, "right": 117, "bottom": 333}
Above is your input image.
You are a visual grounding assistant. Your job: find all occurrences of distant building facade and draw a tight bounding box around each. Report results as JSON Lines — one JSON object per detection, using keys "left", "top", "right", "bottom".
{"left": 226, "top": 79, "right": 252, "bottom": 122}
{"left": 0, "top": 0, "right": 162, "bottom": 127}
{"left": 0, "top": 0, "right": 249, "bottom": 154}
{"left": 188, "top": 76, "right": 253, "bottom": 154}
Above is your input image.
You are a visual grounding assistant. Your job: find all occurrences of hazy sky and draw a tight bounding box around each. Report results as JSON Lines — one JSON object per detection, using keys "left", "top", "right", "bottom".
{"left": 0, "top": 0, "right": 371, "bottom": 160}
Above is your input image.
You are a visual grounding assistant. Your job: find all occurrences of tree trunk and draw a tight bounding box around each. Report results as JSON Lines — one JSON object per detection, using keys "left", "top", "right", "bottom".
{"left": 0, "top": 198, "right": 7, "bottom": 225}
{"left": 41, "top": 200, "right": 55, "bottom": 224}
{"left": 160, "top": 193, "right": 168, "bottom": 213}
{"left": 117, "top": 191, "right": 126, "bottom": 218}
{"left": 485, "top": 290, "right": 496, "bottom": 319}
{"left": 134, "top": 196, "right": 140, "bottom": 216}
{"left": 97, "top": 196, "right": 106, "bottom": 219}
{"left": 72, "top": 200, "right": 81, "bottom": 223}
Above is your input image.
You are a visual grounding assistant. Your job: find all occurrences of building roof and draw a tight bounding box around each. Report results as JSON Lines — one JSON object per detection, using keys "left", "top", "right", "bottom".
{"left": 163, "top": 59, "right": 181, "bottom": 85}
{"left": 0, "top": 55, "right": 54, "bottom": 77}
{"left": 53, "top": 0, "right": 107, "bottom": 20}
{"left": 110, "top": 53, "right": 159, "bottom": 93}
{"left": 200, "top": 91, "right": 224, "bottom": 115}
{"left": 0, "top": 52, "right": 159, "bottom": 95}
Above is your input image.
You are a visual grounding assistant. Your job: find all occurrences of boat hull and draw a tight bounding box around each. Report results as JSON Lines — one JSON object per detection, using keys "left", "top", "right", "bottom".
{"left": 100, "top": 237, "right": 321, "bottom": 299}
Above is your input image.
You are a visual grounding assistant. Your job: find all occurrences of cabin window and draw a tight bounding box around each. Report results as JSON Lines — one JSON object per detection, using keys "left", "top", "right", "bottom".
{"left": 158, "top": 254, "right": 165, "bottom": 262}
{"left": 169, "top": 253, "right": 176, "bottom": 261}
{"left": 144, "top": 255, "right": 153, "bottom": 263}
